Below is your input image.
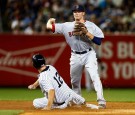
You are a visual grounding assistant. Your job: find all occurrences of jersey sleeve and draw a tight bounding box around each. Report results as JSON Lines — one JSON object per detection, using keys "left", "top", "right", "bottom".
{"left": 54, "top": 23, "right": 64, "bottom": 34}
{"left": 87, "top": 22, "right": 104, "bottom": 38}
{"left": 92, "top": 23, "right": 104, "bottom": 38}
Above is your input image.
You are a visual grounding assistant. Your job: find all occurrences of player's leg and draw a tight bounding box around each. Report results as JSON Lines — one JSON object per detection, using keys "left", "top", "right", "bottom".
{"left": 85, "top": 51, "right": 106, "bottom": 108}
{"left": 71, "top": 90, "right": 85, "bottom": 105}
{"left": 84, "top": 68, "right": 94, "bottom": 91}
{"left": 33, "top": 97, "right": 68, "bottom": 109}
{"left": 33, "top": 97, "right": 48, "bottom": 109}
{"left": 70, "top": 53, "right": 83, "bottom": 95}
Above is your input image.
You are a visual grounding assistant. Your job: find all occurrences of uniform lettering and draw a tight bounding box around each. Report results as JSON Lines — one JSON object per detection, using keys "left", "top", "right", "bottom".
{"left": 68, "top": 32, "right": 74, "bottom": 37}
{"left": 54, "top": 72, "right": 63, "bottom": 88}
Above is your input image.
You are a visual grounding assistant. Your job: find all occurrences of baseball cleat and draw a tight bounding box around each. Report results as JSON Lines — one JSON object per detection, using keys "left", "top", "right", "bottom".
{"left": 98, "top": 104, "right": 106, "bottom": 109}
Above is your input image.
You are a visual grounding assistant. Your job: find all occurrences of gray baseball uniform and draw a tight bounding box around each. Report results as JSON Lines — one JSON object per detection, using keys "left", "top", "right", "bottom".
{"left": 54, "top": 20, "right": 106, "bottom": 105}
{"left": 33, "top": 65, "right": 85, "bottom": 109}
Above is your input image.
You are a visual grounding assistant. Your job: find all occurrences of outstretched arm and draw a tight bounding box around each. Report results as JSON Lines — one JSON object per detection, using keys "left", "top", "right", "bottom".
{"left": 28, "top": 79, "right": 39, "bottom": 89}
{"left": 46, "top": 18, "right": 56, "bottom": 30}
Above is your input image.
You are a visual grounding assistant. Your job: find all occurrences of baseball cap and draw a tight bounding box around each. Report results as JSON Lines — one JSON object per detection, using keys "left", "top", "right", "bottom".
{"left": 72, "top": 5, "right": 85, "bottom": 12}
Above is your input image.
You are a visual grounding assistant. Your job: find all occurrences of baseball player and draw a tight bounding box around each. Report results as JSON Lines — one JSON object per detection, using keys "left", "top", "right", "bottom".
{"left": 46, "top": 5, "right": 106, "bottom": 108}
{"left": 28, "top": 54, "right": 87, "bottom": 110}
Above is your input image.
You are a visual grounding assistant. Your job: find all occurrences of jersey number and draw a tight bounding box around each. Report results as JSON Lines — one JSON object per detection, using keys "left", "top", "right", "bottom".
{"left": 53, "top": 72, "right": 63, "bottom": 88}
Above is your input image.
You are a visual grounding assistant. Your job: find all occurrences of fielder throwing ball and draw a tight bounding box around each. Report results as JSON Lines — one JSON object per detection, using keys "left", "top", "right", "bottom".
{"left": 46, "top": 5, "right": 106, "bottom": 109}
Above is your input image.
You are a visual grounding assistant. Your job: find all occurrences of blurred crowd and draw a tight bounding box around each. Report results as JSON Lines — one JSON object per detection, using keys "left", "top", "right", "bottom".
{"left": 0, "top": 0, "right": 135, "bottom": 34}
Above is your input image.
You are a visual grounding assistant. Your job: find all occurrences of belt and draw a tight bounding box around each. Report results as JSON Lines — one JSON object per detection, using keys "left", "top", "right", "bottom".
{"left": 53, "top": 102, "right": 65, "bottom": 106}
{"left": 72, "top": 48, "right": 91, "bottom": 54}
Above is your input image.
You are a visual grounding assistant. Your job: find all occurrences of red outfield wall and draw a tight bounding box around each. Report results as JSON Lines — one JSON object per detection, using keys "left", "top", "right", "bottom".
{"left": 0, "top": 34, "right": 135, "bottom": 87}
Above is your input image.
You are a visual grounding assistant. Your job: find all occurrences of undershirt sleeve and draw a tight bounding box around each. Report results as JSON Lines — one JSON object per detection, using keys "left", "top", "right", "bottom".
{"left": 92, "top": 36, "right": 103, "bottom": 45}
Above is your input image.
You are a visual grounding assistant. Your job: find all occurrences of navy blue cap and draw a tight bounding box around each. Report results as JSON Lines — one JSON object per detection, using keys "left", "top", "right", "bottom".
{"left": 72, "top": 5, "right": 85, "bottom": 12}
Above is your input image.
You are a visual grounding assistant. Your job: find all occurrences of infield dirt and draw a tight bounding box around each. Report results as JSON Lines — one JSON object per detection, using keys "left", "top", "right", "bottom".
{"left": 0, "top": 101, "right": 135, "bottom": 115}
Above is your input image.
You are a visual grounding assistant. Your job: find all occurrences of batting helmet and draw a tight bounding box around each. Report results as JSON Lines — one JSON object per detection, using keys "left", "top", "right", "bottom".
{"left": 32, "top": 54, "right": 46, "bottom": 69}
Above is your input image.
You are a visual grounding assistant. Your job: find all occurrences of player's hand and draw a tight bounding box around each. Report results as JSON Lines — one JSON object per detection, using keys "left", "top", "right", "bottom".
{"left": 28, "top": 84, "right": 36, "bottom": 90}
{"left": 49, "top": 18, "right": 56, "bottom": 24}
{"left": 42, "top": 107, "right": 51, "bottom": 110}
{"left": 46, "top": 18, "right": 56, "bottom": 30}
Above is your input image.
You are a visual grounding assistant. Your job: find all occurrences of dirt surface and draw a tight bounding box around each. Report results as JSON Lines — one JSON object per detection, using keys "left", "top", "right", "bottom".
{"left": 0, "top": 101, "right": 135, "bottom": 115}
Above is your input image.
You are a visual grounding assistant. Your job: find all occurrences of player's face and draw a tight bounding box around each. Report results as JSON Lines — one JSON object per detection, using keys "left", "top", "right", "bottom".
{"left": 73, "top": 11, "right": 85, "bottom": 21}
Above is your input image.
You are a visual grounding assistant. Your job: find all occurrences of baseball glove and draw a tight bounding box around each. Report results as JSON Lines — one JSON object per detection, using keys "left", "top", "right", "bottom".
{"left": 73, "top": 22, "right": 88, "bottom": 36}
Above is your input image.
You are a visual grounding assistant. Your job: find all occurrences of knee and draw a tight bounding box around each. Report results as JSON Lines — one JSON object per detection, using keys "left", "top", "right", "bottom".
{"left": 71, "top": 79, "right": 80, "bottom": 86}
{"left": 33, "top": 99, "right": 40, "bottom": 109}
{"left": 71, "top": 82, "right": 80, "bottom": 88}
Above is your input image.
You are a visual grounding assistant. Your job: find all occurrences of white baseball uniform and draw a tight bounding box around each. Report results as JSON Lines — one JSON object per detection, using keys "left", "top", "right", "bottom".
{"left": 33, "top": 65, "right": 85, "bottom": 109}
{"left": 54, "top": 21, "right": 106, "bottom": 105}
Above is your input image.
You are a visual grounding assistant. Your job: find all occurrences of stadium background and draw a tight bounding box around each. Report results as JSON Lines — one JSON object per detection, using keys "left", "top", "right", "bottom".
{"left": 0, "top": 0, "right": 135, "bottom": 114}
{"left": 0, "top": 0, "right": 135, "bottom": 88}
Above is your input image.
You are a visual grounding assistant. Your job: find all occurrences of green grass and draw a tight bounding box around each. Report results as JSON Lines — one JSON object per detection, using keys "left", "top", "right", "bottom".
{"left": 0, "top": 88, "right": 135, "bottom": 115}
{"left": 82, "top": 88, "right": 135, "bottom": 102}
{"left": 0, "top": 110, "right": 23, "bottom": 115}
{"left": 0, "top": 87, "right": 43, "bottom": 100}
{"left": 104, "top": 88, "right": 135, "bottom": 102}
{"left": 0, "top": 87, "right": 135, "bottom": 102}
